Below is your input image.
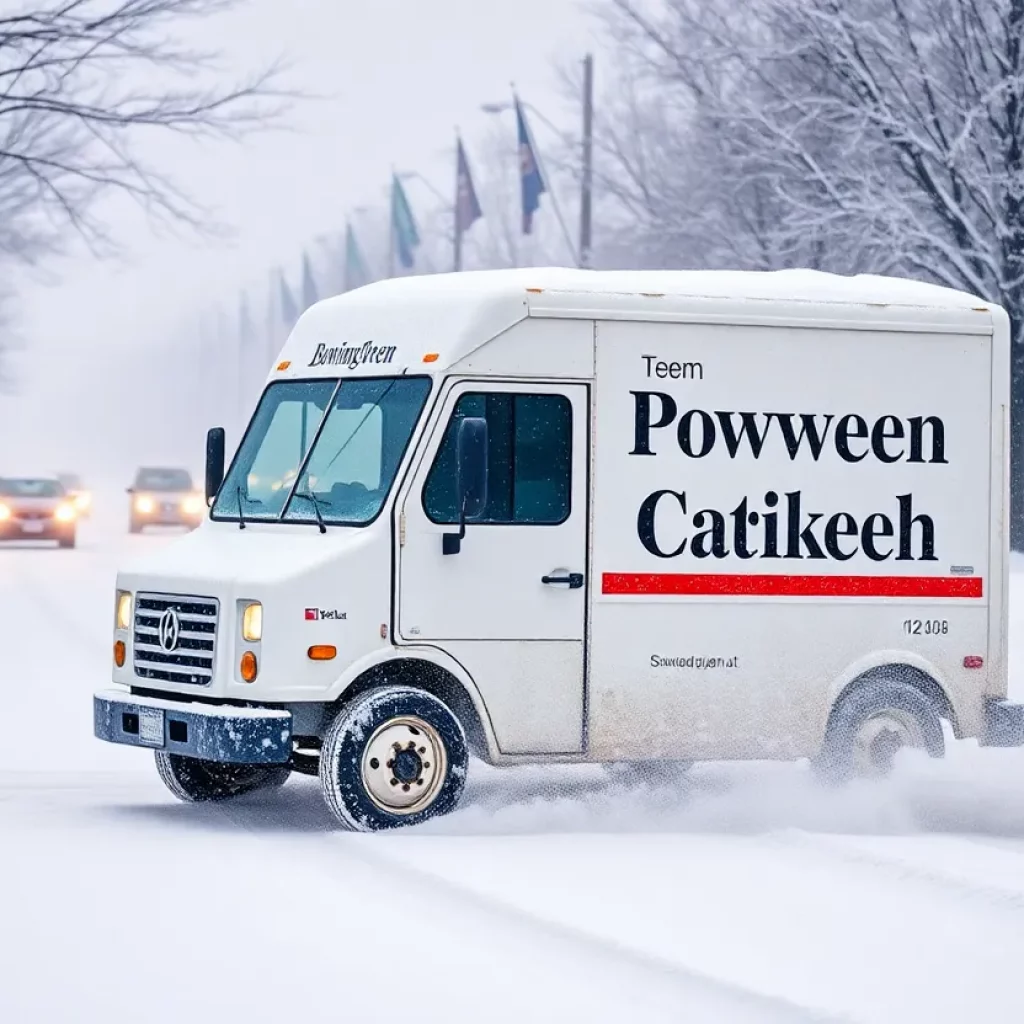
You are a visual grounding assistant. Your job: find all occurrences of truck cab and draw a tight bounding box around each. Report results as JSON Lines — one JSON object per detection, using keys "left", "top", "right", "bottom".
{"left": 94, "top": 268, "right": 1024, "bottom": 830}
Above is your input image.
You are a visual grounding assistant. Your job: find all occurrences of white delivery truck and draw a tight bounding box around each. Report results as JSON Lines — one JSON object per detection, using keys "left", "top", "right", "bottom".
{"left": 94, "top": 268, "right": 1024, "bottom": 830}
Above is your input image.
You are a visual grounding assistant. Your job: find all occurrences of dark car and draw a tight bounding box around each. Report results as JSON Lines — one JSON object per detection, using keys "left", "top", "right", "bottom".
{"left": 128, "top": 467, "right": 205, "bottom": 533}
{"left": 0, "top": 476, "right": 78, "bottom": 547}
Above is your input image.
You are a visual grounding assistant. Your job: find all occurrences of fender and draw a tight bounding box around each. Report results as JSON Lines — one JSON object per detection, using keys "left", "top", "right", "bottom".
{"left": 821, "top": 648, "right": 959, "bottom": 744}
{"left": 323, "top": 644, "right": 501, "bottom": 760}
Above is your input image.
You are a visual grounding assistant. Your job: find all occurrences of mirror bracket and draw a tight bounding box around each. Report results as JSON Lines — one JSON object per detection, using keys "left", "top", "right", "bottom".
{"left": 442, "top": 497, "right": 467, "bottom": 556}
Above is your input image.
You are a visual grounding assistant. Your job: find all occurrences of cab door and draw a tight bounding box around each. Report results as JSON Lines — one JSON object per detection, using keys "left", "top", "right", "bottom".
{"left": 396, "top": 381, "right": 589, "bottom": 754}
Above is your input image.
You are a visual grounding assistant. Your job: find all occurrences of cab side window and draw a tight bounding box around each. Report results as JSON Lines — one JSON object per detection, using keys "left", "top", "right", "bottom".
{"left": 423, "top": 392, "right": 572, "bottom": 525}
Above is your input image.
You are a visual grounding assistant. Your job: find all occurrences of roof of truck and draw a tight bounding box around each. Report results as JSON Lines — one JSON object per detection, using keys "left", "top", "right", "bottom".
{"left": 321, "top": 267, "right": 988, "bottom": 310}
{"left": 275, "top": 268, "right": 997, "bottom": 382}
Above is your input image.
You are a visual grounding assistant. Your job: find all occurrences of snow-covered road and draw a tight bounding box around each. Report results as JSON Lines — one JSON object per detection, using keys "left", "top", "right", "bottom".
{"left": 4, "top": 508, "right": 1024, "bottom": 1023}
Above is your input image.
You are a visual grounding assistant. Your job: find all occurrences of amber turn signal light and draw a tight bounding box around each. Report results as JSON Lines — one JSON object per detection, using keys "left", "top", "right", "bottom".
{"left": 113, "top": 640, "right": 126, "bottom": 668}
{"left": 240, "top": 650, "right": 258, "bottom": 682}
{"left": 308, "top": 645, "right": 337, "bottom": 661}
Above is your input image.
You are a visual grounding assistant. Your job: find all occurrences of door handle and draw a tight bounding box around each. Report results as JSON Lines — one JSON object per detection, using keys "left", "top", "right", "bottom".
{"left": 541, "top": 572, "right": 584, "bottom": 589}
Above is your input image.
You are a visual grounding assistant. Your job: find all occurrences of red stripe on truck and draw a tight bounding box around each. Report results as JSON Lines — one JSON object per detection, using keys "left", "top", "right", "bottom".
{"left": 601, "top": 573, "right": 983, "bottom": 599}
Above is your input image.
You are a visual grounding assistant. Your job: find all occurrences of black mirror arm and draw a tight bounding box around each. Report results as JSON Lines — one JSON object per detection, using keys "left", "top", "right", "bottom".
{"left": 442, "top": 497, "right": 467, "bottom": 556}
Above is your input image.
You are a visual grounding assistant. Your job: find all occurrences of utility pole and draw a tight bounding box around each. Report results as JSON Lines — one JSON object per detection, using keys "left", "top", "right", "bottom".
{"left": 580, "top": 53, "right": 594, "bottom": 270}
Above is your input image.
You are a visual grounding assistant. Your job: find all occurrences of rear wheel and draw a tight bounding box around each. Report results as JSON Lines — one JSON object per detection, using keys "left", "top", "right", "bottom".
{"left": 129, "top": 518, "right": 143, "bottom": 534}
{"left": 58, "top": 531, "right": 76, "bottom": 549}
{"left": 319, "top": 686, "right": 468, "bottom": 831}
{"left": 814, "top": 679, "right": 944, "bottom": 783}
{"left": 155, "top": 752, "right": 290, "bottom": 802}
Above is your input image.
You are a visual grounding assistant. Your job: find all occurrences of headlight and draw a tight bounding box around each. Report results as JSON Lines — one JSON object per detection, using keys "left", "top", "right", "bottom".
{"left": 182, "top": 495, "right": 204, "bottom": 515}
{"left": 241, "top": 601, "right": 263, "bottom": 642}
{"left": 54, "top": 503, "right": 77, "bottom": 523}
{"left": 115, "top": 590, "right": 133, "bottom": 630}
{"left": 74, "top": 493, "right": 91, "bottom": 510}
{"left": 0, "top": 504, "right": 9, "bottom": 522}
{"left": 135, "top": 495, "right": 155, "bottom": 514}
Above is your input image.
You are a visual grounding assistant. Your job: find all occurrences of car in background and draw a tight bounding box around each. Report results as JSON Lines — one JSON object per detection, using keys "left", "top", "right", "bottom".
{"left": 56, "top": 472, "right": 92, "bottom": 518}
{"left": 0, "top": 476, "right": 78, "bottom": 547}
{"left": 128, "top": 467, "right": 205, "bottom": 533}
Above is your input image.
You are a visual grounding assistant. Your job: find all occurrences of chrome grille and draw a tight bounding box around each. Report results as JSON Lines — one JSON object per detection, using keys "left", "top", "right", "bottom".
{"left": 133, "top": 592, "right": 218, "bottom": 686}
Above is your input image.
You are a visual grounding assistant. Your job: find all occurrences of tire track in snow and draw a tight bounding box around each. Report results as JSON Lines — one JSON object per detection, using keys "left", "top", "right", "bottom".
{"left": 211, "top": 799, "right": 849, "bottom": 1024}
{"left": 772, "top": 829, "right": 1024, "bottom": 915}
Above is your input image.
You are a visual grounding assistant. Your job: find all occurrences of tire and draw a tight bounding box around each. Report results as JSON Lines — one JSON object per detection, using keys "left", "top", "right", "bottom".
{"left": 58, "top": 532, "right": 76, "bottom": 549}
{"left": 814, "top": 679, "right": 945, "bottom": 784}
{"left": 319, "top": 686, "right": 468, "bottom": 831}
{"left": 602, "top": 760, "right": 692, "bottom": 784}
{"left": 155, "top": 752, "right": 291, "bottom": 802}
{"left": 129, "top": 518, "right": 142, "bottom": 534}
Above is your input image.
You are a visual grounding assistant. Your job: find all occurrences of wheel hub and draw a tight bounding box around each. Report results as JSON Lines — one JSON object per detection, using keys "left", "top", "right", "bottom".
{"left": 391, "top": 747, "right": 422, "bottom": 783}
{"left": 360, "top": 716, "right": 447, "bottom": 815}
{"left": 852, "top": 711, "right": 924, "bottom": 777}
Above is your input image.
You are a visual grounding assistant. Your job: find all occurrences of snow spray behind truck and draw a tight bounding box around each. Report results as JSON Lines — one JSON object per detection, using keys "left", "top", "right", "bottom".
{"left": 93, "top": 268, "right": 1024, "bottom": 830}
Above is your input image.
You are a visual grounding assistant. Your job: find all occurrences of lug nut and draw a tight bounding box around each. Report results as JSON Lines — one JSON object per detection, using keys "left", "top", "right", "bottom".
{"left": 390, "top": 778, "right": 398, "bottom": 787}
{"left": 418, "top": 747, "right": 426, "bottom": 754}
{"left": 423, "top": 762, "right": 430, "bottom": 769}
{"left": 402, "top": 784, "right": 410, "bottom": 792}
{"left": 369, "top": 758, "right": 380, "bottom": 770}
{"left": 386, "top": 759, "right": 394, "bottom": 769}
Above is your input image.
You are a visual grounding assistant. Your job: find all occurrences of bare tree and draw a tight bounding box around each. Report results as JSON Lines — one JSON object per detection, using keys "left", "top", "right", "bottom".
{"left": 0, "top": 0, "right": 290, "bottom": 260}
{"left": 598, "top": 0, "right": 1024, "bottom": 541}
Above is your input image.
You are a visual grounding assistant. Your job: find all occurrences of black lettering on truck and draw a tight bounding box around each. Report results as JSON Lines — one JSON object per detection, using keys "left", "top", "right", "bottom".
{"left": 629, "top": 394, "right": 945, "bottom": 565}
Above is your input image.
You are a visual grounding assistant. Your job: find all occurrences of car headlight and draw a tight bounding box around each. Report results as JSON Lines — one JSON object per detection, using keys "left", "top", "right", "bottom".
{"left": 54, "top": 503, "right": 77, "bottom": 523}
{"left": 241, "top": 601, "right": 263, "bottom": 642}
{"left": 0, "top": 503, "right": 9, "bottom": 522}
{"left": 115, "top": 590, "right": 133, "bottom": 630}
{"left": 74, "top": 493, "right": 91, "bottom": 510}
{"left": 135, "top": 495, "right": 155, "bottom": 514}
{"left": 182, "top": 495, "right": 204, "bottom": 515}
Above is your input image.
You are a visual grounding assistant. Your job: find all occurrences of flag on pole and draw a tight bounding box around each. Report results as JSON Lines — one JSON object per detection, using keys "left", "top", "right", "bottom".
{"left": 344, "top": 222, "right": 370, "bottom": 291}
{"left": 301, "top": 252, "right": 318, "bottom": 312}
{"left": 391, "top": 174, "right": 420, "bottom": 269}
{"left": 279, "top": 270, "right": 298, "bottom": 327}
{"left": 455, "top": 136, "right": 482, "bottom": 238}
{"left": 516, "top": 98, "right": 546, "bottom": 235}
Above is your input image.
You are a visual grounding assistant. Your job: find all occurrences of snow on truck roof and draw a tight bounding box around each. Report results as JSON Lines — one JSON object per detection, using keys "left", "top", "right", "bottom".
{"left": 311, "top": 267, "right": 989, "bottom": 310}
{"left": 278, "top": 268, "right": 997, "bottom": 380}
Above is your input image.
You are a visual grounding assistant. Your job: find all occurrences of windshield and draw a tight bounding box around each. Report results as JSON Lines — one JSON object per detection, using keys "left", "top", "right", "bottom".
{"left": 136, "top": 468, "right": 193, "bottom": 491}
{"left": 0, "top": 478, "right": 65, "bottom": 498}
{"left": 213, "top": 376, "right": 432, "bottom": 526}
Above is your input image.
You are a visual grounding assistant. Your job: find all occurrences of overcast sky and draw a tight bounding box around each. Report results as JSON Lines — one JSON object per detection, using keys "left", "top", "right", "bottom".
{"left": 0, "top": 0, "right": 595, "bottom": 481}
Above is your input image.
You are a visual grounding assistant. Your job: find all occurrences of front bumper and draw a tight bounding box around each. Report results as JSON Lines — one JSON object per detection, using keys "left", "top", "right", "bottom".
{"left": 0, "top": 520, "right": 72, "bottom": 540}
{"left": 94, "top": 688, "right": 292, "bottom": 764}
{"left": 981, "top": 698, "right": 1024, "bottom": 747}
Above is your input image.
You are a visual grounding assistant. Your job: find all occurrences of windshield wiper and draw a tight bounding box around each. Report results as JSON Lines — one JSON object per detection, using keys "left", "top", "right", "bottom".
{"left": 295, "top": 491, "right": 328, "bottom": 534}
{"left": 237, "top": 487, "right": 247, "bottom": 530}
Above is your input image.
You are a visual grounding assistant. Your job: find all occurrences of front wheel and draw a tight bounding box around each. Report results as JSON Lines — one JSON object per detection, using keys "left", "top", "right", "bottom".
{"left": 155, "top": 752, "right": 290, "bottom": 802}
{"left": 319, "top": 686, "right": 468, "bottom": 831}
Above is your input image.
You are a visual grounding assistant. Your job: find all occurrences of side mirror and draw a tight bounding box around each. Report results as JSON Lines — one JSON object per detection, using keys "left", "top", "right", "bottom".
{"left": 442, "top": 417, "right": 488, "bottom": 555}
{"left": 205, "top": 427, "right": 226, "bottom": 503}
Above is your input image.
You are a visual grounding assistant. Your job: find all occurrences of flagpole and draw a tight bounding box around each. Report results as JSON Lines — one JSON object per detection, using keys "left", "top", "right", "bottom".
{"left": 513, "top": 85, "right": 580, "bottom": 267}
{"left": 387, "top": 171, "right": 396, "bottom": 278}
{"left": 580, "top": 53, "right": 594, "bottom": 270}
{"left": 453, "top": 131, "right": 462, "bottom": 273}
